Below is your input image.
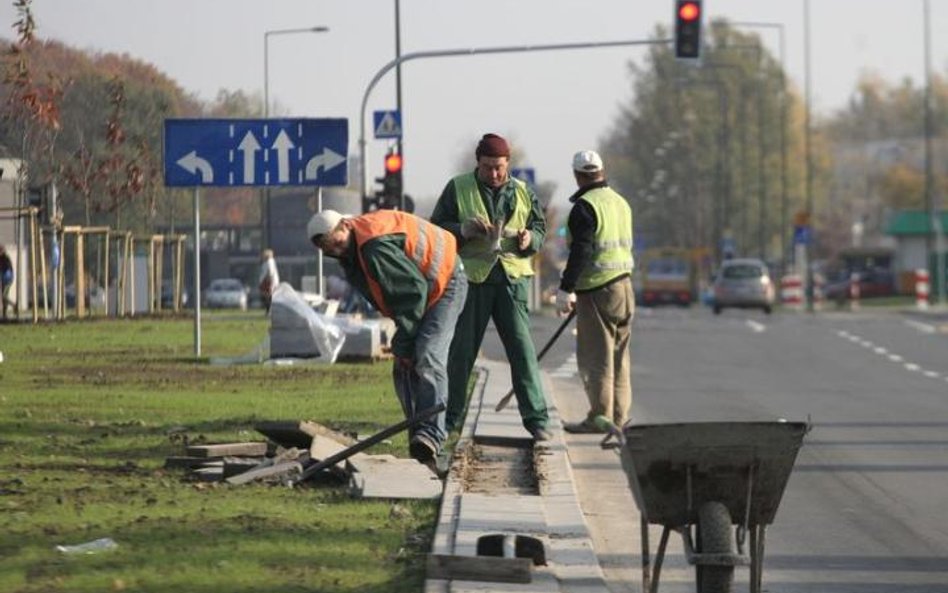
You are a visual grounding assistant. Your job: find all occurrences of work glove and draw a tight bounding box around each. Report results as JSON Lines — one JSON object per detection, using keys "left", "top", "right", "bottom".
{"left": 460, "top": 217, "right": 491, "bottom": 239}
{"left": 555, "top": 289, "right": 576, "bottom": 315}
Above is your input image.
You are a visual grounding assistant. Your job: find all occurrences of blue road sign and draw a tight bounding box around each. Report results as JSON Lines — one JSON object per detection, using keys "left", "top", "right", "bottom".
{"left": 373, "top": 110, "right": 402, "bottom": 139}
{"left": 163, "top": 118, "right": 348, "bottom": 188}
{"left": 793, "top": 225, "right": 812, "bottom": 246}
{"left": 510, "top": 167, "right": 536, "bottom": 186}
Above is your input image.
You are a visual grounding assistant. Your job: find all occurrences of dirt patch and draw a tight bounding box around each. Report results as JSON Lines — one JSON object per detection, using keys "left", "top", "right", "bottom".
{"left": 458, "top": 443, "right": 538, "bottom": 495}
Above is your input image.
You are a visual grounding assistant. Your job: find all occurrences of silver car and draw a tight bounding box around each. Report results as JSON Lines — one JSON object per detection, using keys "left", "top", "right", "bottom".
{"left": 204, "top": 278, "right": 248, "bottom": 310}
{"left": 712, "top": 258, "right": 775, "bottom": 314}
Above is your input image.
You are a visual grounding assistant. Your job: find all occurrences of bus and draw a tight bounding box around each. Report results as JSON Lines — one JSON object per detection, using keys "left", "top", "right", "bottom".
{"left": 638, "top": 247, "right": 699, "bottom": 307}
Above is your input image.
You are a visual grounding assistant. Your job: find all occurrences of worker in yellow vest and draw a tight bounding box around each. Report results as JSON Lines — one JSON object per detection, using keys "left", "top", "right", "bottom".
{"left": 557, "top": 150, "right": 635, "bottom": 433}
{"left": 431, "top": 133, "right": 550, "bottom": 440}
{"left": 306, "top": 209, "right": 468, "bottom": 466}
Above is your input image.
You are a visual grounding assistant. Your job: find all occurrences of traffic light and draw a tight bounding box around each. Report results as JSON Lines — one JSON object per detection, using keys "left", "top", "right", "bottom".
{"left": 674, "top": 0, "right": 702, "bottom": 60}
{"left": 374, "top": 148, "right": 403, "bottom": 210}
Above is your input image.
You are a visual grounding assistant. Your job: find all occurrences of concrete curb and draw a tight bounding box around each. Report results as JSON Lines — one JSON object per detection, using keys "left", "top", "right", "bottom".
{"left": 425, "top": 359, "right": 607, "bottom": 593}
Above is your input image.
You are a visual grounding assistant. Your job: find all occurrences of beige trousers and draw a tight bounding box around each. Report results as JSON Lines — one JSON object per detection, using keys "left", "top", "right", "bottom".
{"left": 575, "top": 276, "right": 634, "bottom": 426}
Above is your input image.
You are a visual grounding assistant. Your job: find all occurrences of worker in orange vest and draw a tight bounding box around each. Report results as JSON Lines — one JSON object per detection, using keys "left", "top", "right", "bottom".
{"left": 307, "top": 209, "right": 468, "bottom": 467}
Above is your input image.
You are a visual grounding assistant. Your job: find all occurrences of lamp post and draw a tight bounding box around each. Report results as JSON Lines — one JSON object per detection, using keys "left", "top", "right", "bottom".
{"left": 262, "top": 26, "right": 329, "bottom": 249}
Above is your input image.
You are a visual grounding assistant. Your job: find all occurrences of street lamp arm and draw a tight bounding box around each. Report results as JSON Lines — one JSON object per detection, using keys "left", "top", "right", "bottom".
{"left": 359, "top": 37, "right": 672, "bottom": 200}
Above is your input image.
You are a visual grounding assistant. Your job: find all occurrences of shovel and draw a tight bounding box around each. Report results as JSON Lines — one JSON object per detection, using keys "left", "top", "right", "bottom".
{"left": 494, "top": 309, "right": 576, "bottom": 412}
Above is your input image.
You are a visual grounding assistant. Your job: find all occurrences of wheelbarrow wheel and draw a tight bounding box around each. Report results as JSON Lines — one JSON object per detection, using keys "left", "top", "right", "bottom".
{"left": 697, "top": 501, "right": 735, "bottom": 593}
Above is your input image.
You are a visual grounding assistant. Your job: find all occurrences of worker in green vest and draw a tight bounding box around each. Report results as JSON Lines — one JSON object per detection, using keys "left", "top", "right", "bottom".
{"left": 431, "top": 133, "right": 550, "bottom": 440}
{"left": 557, "top": 150, "right": 636, "bottom": 433}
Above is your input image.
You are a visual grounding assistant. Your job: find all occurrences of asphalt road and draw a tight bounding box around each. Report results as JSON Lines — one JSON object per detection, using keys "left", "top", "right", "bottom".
{"left": 480, "top": 305, "right": 948, "bottom": 592}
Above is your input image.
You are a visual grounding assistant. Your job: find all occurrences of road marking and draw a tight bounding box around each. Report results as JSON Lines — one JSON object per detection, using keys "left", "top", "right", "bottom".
{"left": 746, "top": 320, "right": 766, "bottom": 333}
{"left": 904, "top": 319, "right": 936, "bottom": 334}
{"left": 837, "top": 329, "right": 944, "bottom": 383}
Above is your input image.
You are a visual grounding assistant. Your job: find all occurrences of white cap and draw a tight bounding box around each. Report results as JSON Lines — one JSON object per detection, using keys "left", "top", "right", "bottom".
{"left": 306, "top": 209, "right": 346, "bottom": 242}
{"left": 572, "top": 150, "right": 603, "bottom": 173}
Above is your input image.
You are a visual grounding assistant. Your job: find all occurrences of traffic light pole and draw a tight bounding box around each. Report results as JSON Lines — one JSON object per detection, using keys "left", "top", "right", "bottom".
{"left": 357, "top": 37, "right": 672, "bottom": 203}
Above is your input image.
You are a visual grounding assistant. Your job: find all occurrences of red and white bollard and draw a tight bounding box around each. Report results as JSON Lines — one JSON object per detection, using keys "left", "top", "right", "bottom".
{"left": 780, "top": 274, "right": 803, "bottom": 310}
{"left": 849, "top": 272, "right": 861, "bottom": 311}
{"left": 915, "top": 268, "right": 930, "bottom": 310}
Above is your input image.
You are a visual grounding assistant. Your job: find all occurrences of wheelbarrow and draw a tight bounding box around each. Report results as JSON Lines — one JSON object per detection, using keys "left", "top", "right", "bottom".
{"left": 614, "top": 420, "right": 809, "bottom": 593}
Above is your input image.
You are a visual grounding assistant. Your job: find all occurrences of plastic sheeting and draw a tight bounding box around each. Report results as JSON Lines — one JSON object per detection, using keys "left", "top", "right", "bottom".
{"left": 267, "top": 282, "right": 346, "bottom": 363}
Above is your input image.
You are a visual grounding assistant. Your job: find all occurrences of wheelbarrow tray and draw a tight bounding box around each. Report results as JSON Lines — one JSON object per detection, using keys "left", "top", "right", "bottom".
{"left": 620, "top": 421, "right": 808, "bottom": 528}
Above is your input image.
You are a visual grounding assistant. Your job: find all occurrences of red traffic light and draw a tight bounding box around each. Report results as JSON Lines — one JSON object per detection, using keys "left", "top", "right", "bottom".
{"left": 678, "top": 1, "right": 700, "bottom": 21}
{"left": 384, "top": 152, "right": 403, "bottom": 174}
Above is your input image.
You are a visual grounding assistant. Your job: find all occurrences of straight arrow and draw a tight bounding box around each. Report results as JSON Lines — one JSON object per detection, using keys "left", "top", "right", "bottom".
{"left": 272, "top": 130, "right": 294, "bottom": 183}
{"left": 237, "top": 131, "right": 260, "bottom": 184}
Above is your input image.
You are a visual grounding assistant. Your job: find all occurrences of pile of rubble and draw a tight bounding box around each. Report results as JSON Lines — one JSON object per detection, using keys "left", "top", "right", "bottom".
{"left": 164, "top": 420, "right": 442, "bottom": 499}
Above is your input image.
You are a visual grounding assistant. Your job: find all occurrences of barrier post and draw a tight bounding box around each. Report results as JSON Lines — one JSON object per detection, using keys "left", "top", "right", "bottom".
{"left": 915, "top": 268, "right": 930, "bottom": 310}
{"left": 780, "top": 274, "right": 803, "bottom": 311}
{"left": 849, "top": 272, "right": 860, "bottom": 311}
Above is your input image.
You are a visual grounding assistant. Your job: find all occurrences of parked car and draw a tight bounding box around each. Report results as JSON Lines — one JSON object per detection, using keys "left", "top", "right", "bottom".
{"left": 712, "top": 258, "right": 775, "bottom": 315}
{"left": 204, "top": 278, "right": 248, "bottom": 310}
{"left": 822, "top": 267, "right": 896, "bottom": 305}
{"left": 160, "top": 284, "right": 189, "bottom": 309}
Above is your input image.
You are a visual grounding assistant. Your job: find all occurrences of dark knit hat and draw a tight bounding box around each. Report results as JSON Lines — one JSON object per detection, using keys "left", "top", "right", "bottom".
{"left": 475, "top": 133, "right": 510, "bottom": 159}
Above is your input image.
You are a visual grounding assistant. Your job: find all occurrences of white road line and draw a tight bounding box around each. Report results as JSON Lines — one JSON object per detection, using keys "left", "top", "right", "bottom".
{"left": 905, "top": 319, "right": 937, "bottom": 334}
{"left": 837, "top": 330, "right": 943, "bottom": 383}
{"left": 746, "top": 320, "right": 766, "bottom": 333}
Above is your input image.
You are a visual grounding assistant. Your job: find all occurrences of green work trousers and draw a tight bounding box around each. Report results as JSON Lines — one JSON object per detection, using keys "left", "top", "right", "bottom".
{"left": 445, "top": 278, "right": 549, "bottom": 432}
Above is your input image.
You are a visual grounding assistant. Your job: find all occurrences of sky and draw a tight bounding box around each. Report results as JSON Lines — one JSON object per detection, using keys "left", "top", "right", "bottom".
{"left": 1, "top": 0, "right": 946, "bottom": 214}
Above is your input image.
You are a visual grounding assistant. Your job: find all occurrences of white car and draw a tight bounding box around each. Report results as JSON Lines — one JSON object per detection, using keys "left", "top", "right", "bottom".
{"left": 204, "top": 278, "right": 248, "bottom": 310}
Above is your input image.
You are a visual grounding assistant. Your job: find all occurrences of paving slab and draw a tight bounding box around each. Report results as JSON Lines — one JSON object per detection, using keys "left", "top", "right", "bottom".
{"left": 425, "top": 358, "right": 608, "bottom": 593}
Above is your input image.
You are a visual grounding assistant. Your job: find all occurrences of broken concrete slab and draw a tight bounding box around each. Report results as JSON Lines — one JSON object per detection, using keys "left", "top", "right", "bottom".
{"left": 348, "top": 456, "right": 442, "bottom": 499}
{"left": 254, "top": 420, "right": 321, "bottom": 449}
{"left": 185, "top": 442, "right": 268, "bottom": 458}
{"left": 225, "top": 460, "right": 303, "bottom": 485}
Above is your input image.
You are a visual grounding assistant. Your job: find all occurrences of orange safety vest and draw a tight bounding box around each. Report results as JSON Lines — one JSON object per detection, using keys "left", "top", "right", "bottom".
{"left": 349, "top": 210, "right": 458, "bottom": 317}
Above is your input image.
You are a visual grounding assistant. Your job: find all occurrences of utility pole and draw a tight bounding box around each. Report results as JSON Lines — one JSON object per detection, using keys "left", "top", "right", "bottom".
{"left": 394, "top": 0, "right": 405, "bottom": 210}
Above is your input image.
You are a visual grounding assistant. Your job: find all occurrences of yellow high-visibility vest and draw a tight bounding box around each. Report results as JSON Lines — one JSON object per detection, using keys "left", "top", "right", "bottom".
{"left": 453, "top": 172, "right": 534, "bottom": 283}
{"left": 569, "top": 186, "right": 635, "bottom": 291}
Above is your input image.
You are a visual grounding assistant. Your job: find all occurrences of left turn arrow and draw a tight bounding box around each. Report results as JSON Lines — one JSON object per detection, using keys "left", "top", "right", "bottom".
{"left": 176, "top": 151, "right": 214, "bottom": 183}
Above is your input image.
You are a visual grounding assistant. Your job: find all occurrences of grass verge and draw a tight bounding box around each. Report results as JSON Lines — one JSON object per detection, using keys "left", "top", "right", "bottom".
{"left": 0, "top": 313, "right": 436, "bottom": 593}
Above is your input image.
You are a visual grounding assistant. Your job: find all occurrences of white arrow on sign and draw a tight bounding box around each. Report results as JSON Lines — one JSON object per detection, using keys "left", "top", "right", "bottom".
{"left": 304, "top": 147, "right": 346, "bottom": 181}
{"left": 176, "top": 151, "right": 214, "bottom": 183}
{"left": 237, "top": 131, "right": 261, "bottom": 184}
{"left": 271, "top": 130, "right": 294, "bottom": 183}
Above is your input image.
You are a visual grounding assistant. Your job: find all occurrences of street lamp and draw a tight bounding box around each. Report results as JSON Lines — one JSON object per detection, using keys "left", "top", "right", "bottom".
{"left": 262, "top": 26, "right": 329, "bottom": 252}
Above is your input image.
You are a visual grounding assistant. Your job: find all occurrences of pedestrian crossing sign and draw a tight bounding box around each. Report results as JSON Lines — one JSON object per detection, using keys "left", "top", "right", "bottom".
{"left": 373, "top": 110, "right": 402, "bottom": 139}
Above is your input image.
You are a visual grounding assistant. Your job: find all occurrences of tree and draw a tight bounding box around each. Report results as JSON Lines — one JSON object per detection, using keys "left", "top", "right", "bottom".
{"left": 601, "top": 20, "right": 819, "bottom": 265}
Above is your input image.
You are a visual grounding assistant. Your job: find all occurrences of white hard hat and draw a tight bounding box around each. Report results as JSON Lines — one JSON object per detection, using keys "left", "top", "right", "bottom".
{"left": 306, "top": 210, "right": 346, "bottom": 242}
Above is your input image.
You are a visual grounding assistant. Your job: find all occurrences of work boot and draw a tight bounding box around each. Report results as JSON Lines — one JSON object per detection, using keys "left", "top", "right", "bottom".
{"left": 409, "top": 434, "right": 437, "bottom": 464}
{"left": 528, "top": 425, "right": 552, "bottom": 441}
{"left": 563, "top": 420, "right": 607, "bottom": 434}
